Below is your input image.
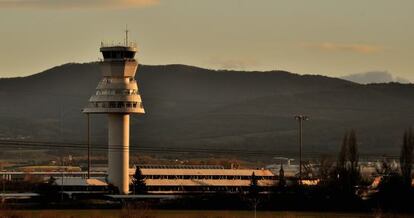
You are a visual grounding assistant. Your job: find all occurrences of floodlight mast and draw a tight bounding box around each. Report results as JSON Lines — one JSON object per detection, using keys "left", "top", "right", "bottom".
{"left": 294, "top": 115, "right": 309, "bottom": 184}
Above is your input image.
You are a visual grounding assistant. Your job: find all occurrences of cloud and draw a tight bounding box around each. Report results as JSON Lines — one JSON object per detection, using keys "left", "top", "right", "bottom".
{"left": 304, "top": 42, "right": 383, "bottom": 54}
{"left": 0, "top": 0, "right": 159, "bottom": 10}
{"left": 207, "top": 57, "right": 259, "bottom": 70}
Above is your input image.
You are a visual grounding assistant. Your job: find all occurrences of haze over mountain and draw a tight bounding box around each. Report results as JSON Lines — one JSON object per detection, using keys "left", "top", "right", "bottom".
{"left": 1, "top": 63, "right": 414, "bottom": 158}
{"left": 341, "top": 71, "right": 410, "bottom": 84}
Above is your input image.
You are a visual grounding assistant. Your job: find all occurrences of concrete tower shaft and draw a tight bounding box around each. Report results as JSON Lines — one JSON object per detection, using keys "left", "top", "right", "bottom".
{"left": 108, "top": 114, "right": 130, "bottom": 193}
{"left": 83, "top": 41, "right": 144, "bottom": 194}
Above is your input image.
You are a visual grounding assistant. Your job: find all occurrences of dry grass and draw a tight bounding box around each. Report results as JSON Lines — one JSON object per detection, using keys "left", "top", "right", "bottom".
{"left": 0, "top": 210, "right": 412, "bottom": 218}
{"left": 0, "top": 210, "right": 151, "bottom": 218}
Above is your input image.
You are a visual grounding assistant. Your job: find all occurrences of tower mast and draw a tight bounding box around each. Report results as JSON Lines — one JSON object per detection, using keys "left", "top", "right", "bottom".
{"left": 125, "top": 25, "right": 129, "bottom": 46}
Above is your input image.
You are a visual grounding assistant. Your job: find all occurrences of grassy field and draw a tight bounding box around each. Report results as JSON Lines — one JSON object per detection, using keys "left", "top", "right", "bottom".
{"left": 0, "top": 210, "right": 411, "bottom": 218}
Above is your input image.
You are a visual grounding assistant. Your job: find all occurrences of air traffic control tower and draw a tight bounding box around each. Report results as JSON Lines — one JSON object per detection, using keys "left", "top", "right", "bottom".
{"left": 83, "top": 32, "right": 144, "bottom": 194}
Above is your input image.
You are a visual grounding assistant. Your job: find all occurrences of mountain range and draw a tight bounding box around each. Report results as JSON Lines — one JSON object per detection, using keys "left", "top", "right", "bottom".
{"left": 1, "top": 63, "right": 414, "bottom": 159}
{"left": 341, "top": 71, "right": 410, "bottom": 84}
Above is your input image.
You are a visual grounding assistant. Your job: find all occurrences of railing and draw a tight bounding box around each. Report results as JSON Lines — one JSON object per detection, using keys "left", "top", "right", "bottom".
{"left": 100, "top": 41, "right": 137, "bottom": 48}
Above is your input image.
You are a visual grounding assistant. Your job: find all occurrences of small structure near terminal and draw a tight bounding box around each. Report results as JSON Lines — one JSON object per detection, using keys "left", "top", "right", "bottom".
{"left": 52, "top": 177, "right": 109, "bottom": 199}
{"left": 53, "top": 177, "right": 108, "bottom": 191}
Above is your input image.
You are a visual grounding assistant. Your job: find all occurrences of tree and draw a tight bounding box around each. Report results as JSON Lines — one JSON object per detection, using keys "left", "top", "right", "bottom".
{"left": 335, "top": 132, "right": 349, "bottom": 188}
{"left": 249, "top": 172, "right": 259, "bottom": 195}
{"left": 338, "top": 133, "right": 349, "bottom": 170}
{"left": 132, "top": 166, "right": 147, "bottom": 194}
{"left": 348, "top": 130, "right": 358, "bottom": 170}
{"left": 319, "top": 155, "right": 334, "bottom": 184}
{"left": 278, "top": 163, "right": 286, "bottom": 188}
{"left": 302, "top": 161, "right": 315, "bottom": 178}
{"left": 248, "top": 172, "right": 260, "bottom": 218}
{"left": 107, "top": 183, "right": 120, "bottom": 195}
{"left": 34, "top": 176, "right": 59, "bottom": 203}
{"left": 376, "top": 156, "right": 398, "bottom": 175}
{"left": 332, "top": 130, "right": 360, "bottom": 193}
{"left": 400, "top": 128, "right": 414, "bottom": 187}
{"left": 47, "top": 176, "right": 56, "bottom": 185}
{"left": 348, "top": 130, "right": 360, "bottom": 187}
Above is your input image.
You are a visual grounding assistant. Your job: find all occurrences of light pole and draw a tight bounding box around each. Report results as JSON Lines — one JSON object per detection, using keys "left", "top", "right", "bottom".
{"left": 294, "top": 115, "right": 309, "bottom": 184}
{"left": 2, "top": 174, "right": 5, "bottom": 203}
{"left": 87, "top": 114, "right": 91, "bottom": 179}
{"left": 60, "top": 157, "right": 64, "bottom": 201}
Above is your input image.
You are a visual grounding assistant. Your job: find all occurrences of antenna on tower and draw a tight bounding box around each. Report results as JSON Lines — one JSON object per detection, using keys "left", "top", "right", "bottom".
{"left": 125, "top": 25, "right": 129, "bottom": 46}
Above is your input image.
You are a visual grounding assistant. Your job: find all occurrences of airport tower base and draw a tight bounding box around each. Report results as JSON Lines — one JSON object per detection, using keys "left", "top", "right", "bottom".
{"left": 108, "top": 114, "right": 130, "bottom": 194}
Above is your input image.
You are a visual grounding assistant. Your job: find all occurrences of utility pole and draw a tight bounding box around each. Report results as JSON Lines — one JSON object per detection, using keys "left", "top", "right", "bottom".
{"left": 87, "top": 114, "right": 91, "bottom": 179}
{"left": 294, "top": 115, "right": 309, "bottom": 184}
{"left": 2, "top": 174, "right": 5, "bottom": 203}
{"left": 61, "top": 157, "right": 64, "bottom": 201}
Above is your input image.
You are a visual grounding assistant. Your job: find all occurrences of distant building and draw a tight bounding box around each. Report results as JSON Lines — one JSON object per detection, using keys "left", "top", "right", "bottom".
{"left": 0, "top": 171, "right": 106, "bottom": 182}
{"left": 53, "top": 177, "right": 108, "bottom": 190}
{"left": 52, "top": 177, "right": 109, "bottom": 199}
{"left": 136, "top": 165, "right": 276, "bottom": 194}
{"left": 2, "top": 165, "right": 279, "bottom": 194}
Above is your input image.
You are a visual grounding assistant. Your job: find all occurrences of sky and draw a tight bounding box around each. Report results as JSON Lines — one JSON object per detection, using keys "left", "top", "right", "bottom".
{"left": 0, "top": 0, "right": 413, "bottom": 80}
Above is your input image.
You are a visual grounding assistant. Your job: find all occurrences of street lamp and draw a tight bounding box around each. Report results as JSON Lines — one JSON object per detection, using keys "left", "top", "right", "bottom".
{"left": 294, "top": 115, "right": 309, "bottom": 184}
{"left": 87, "top": 113, "right": 91, "bottom": 179}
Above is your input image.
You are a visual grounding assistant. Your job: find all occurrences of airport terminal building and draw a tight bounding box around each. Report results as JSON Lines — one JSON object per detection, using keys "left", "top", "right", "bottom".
{"left": 1, "top": 165, "right": 276, "bottom": 194}
{"left": 137, "top": 165, "right": 276, "bottom": 194}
